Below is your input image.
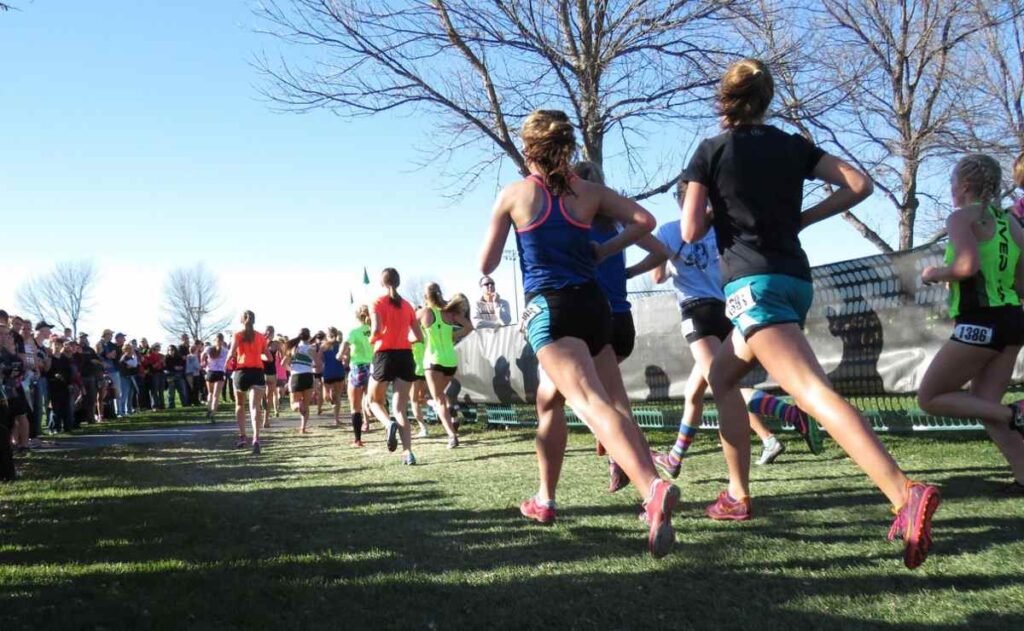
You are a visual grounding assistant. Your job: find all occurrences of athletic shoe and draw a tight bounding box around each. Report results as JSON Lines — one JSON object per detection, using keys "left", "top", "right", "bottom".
{"left": 608, "top": 461, "right": 629, "bottom": 493}
{"left": 757, "top": 438, "right": 786, "bottom": 465}
{"left": 417, "top": 427, "right": 429, "bottom": 438}
{"left": 888, "top": 480, "right": 940, "bottom": 569}
{"left": 652, "top": 450, "right": 680, "bottom": 479}
{"left": 235, "top": 437, "right": 247, "bottom": 449}
{"left": 790, "top": 411, "right": 823, "bottom": 454}
{"left": 1009, "top": 401, "right": 1024, "bottom": 437}
{"left": 706, "top": 491, "right": 751, "bottom": 521}
{"left": 251, "top": 441, "right": 261, "bottom": 456}
{"left": 643, "top": 480, "right": 680, "bottom": 559}
{"left": 520, "top": 496, "right": 556, "bottom": 525}
{"left": 402, "top": 452, "right": 417, "bottom": 465}
{"left": 447, "top": 436, "right": 459, "bottom": 449}
{"left": 596, "top": 441, "right": 606, "bottom": 456}
{"left": 351, "top": 440, "right": 364, "bottom": 448}
{"left": 386, "top": 421, "right": 399, "bottom": 452}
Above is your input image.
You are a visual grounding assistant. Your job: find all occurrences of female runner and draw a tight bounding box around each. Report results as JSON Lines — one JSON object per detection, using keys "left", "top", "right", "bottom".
{"left": 284, "top": 328, "right": 318, "bottom": 434}
{"left": 262, "top": 326, "right": 280, "bottom": 423}
{"left": 479, "top": 109, "right": 678, "bottom": 558}
{"left": 202, "top": 333, "right": 229, "bottom": 422}
{"left": 340, "top": 305, "right": 373, "bottom": 446}
{"left": 226, "top": 311, "right": 269, "bottom": 455}
{"left": 419, "top": 283, "right": 474, "bottom": 449}
{"left": 321, "top": 327, "right": 347, "bottom": 428}
{"left": 681, "top": 59, "right": 939, "bottom": 568}
{"left": 917, "top": 154, "right": 1024, "bottom": 493}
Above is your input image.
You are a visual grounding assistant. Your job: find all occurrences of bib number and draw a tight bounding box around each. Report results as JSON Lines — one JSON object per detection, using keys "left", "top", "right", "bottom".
{"left": 520, "top": 302, "right": 543, "bottom": 336}
{"left": 725, "top": 285, "right": 755, "bottom": 320}
{"left": 953, "top": 324, "right": 994, "bottom": 346}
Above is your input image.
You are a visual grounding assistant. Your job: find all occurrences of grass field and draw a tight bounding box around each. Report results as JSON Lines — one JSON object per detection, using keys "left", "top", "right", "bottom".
{"left": 2, "top": 410, "right": 1023, "bottom": 630}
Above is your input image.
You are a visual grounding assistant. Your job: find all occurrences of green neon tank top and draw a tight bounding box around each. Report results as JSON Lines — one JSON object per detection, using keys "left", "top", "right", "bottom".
{"left": 423, "top": 307, "right": 458, "bottom": 368}
{"left": 944, "top": 206, "right": 1021, "bottom": 318}
{"left": 412, "top": 341, "right": 425, "bottom": 377}
{"left": 347, "top": 325, "right": 373, "bottom": 366}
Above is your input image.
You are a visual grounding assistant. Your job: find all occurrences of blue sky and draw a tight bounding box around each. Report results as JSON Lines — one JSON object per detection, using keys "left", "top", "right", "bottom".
{"left": 0, "top": 1, "right": 881, "bottom": 341}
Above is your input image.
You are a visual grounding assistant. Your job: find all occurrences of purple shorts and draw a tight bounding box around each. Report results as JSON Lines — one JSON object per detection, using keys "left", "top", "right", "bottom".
{"left": 348, "top": 364, "right": 370, "bottom": 389}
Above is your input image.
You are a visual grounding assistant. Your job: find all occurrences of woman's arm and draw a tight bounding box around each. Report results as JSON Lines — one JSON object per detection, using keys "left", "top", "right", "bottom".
{"left": 922, "top": 211, "right": 978, "bottom": 284}
{"left": 479, "top": 188, "right": 514, "bottom": 275}
{"left": 624, "top": 233, "right": 672, "bottom": 278}
{"left": 452, "top": 313, "right": 475, "bottom": 342}
{"left": 592, "top": 188, "right": 656, "bottom": 261}
{"left": 338, "top": 341, "right": 351, "bottom": 365}
{"left": 800, "top": 155, "right": 874, "bottom": 229}
{"left": 680, "top": 183, "right": 711, "bottom": 243}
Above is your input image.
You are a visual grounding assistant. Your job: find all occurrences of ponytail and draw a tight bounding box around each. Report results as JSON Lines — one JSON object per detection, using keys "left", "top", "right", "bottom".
{"left": 382, "top": 267, "right": 402, "bottom": 307}
{"left": 425, "top": 282, "right": 445, "bottom": 309}
{"left": 242, "top": 310, "right": 256, "bottom": 343}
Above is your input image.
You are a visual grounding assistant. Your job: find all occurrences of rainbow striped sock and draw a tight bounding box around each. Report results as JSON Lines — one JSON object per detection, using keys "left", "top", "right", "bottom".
{"left": 668, "top": 422, "right": 699, "bottom": 468}
{"left": 748, "top": 391, "right": 807, "bottom": 429}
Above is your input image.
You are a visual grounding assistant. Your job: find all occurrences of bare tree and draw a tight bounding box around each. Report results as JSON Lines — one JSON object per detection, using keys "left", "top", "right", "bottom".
{"left": 160, "top": 264, "right": 231, "bottom": 342}
{"left": 400, "top": 275, "right": 432, "bottom": 308}
{"left": 16, "top": 261, "right": 97, "bottom": 336}
{"left": 255, "top": 0, "right": 745, "bottom": 199}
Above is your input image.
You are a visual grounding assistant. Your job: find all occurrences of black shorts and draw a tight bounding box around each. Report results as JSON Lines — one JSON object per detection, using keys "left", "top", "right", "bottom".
{"left": 951, "top": 306, "right": 1024, "bottom": 351}
{"left": 427, "top": 365, "right": 457, "bottom": 377}
{"left": 205, "top": 371, "right": 225, "bottom": 383}
{"left": 7, "top": 393, "right": 29, "bottom": 417}
{"left": 372, "top": 350, "right": 417, "bottom": 383}
{"left": 611, "top": 310, "right": 636, "bottom": 359}
{"left": 323, "top": 375, "right": 345, "bottom": 385}
{"left": 523, "top": 282, "right": 612, "bottom": 357}
{"left": 232, "top": 368, "right": 266, "bottom": 392}
{"left": 290, "top": 373, "right": 315, "bottom": 392}
{"left": 262, "top": 361, "right": 276, "bottom": 377}
{"left": 679, "top": 298, "right": 733, "bottom": 344}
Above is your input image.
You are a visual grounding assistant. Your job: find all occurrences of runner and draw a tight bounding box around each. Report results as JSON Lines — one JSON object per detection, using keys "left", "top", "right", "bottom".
{"left": 419, "top": 283, "right": 474, "bottom": 448}
{"left": 917, "top": 154, "right": 1024, "bottom": 494}
{"left": 680, "top": 59, "right": 939, "bottom": 568}
{"left": 274, "top": 337, "right": 287, "bottom": 416}
{"left": 313, "top": 330, "right": 327, "bottom": 416}
{"left": 225, "top": 311, "right": 269, "bottom": 455}
{"left": 201, "top": 333, "right": 229, "bottom": 422}
{"left": 479, "top": 109, "right": 679, "bottom": 558}
{"left": 320, "top": 327, "right": 347, "bottom": 428}
{"left": 629, "top": 181, "right": 821, "bottom": 478}
{"left": 283, "top": 328, "right": 318, "bottom": 435}
{"left": 405, "top": 335, "right": 430, "bottom": 438}
{"left": 262, "top": 326, "right": 280, "bottom": 423}
{"left": 367, "top": 268, "right": 422, "bottom": 465}
{"left": 340, "top": 305, "right": 373, "bottom": 447}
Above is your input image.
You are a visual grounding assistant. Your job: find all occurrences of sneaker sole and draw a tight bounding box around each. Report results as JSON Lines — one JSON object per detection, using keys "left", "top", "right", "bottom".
{"left": 652, "top": 452, "right": 681, "bottom": 480}
{"left": 805, "top": 418, "right": 824, "bottom": 455}
{"left": 386, "top": 424, "right": 399, "bottom": 452}
{"left": 758, "top": 442, "right": 786, "bottom": 465}
{"left": 520, "top": 504, "right": 555, "bottom": 525}
{"left": 608, "top": 473, "right": 630, "bottom": 494}
{"left": 905, "top": 486, "right": 941, "bottom": 569}
{"left": 648, "top": 484, "right": 680, "bottom": 559}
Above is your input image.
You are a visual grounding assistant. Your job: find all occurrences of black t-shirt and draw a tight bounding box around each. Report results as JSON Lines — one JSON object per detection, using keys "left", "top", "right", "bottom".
{"left": 684, "top": 124, "right": 825, "bottom": 284}
{"left": 164, "top": 355, "right": 185, "bottom": 374}
{"left": 77, "top": 346, "right": 102, "bottom": 378}
{"left": 48, "top": 355, "right": 73, "bottom": 386}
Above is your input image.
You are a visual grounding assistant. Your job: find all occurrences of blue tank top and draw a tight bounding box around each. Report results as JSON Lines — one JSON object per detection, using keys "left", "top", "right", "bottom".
{"left": 515, "top": 174, "right": 595, "bottom": 294}
{"left": 591, "top": 222, "right": 630, "bottom": 313}
{"left": 321, "top": 342, "right": 345, "bottom": 379}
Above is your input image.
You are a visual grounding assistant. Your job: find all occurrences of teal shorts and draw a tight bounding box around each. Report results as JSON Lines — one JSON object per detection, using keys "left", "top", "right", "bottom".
{"left": 723, "top": 274, "right": 814, "bottom": 339}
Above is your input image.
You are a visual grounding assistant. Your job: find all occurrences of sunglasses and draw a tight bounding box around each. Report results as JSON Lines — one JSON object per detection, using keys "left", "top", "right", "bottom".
{"left": 482, "top": 282, "right": 495, "bottom": 288}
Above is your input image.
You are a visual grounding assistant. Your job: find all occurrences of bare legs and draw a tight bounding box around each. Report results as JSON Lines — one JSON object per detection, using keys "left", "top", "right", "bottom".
{"left": 369, "top": 378, "right": 413, "bottom": 456}
{"left": 291, "top": 388, "right": 311, "bottom": 434}
{"left": 234, "top": 386, "right": 265, "bottom": 445}
{"left": 425, "top": 370, "right": 458, "bottom": 440}
{"left": 534, "top": 375, "right": 567, "bottom": 502}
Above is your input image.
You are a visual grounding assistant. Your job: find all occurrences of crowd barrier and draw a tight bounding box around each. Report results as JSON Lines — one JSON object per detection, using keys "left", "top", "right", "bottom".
{"left": 446, "top": 242, "right": 1024, "bottom": 433}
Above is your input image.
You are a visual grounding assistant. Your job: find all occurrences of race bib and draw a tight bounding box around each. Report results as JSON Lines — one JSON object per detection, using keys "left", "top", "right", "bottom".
{"left": 681, "top": 318, "right": 695, "bottom": 337}
{"left": 520, "top": 301, "right": 543, "bottom": 336}
{"left": 953, "top": 323, "right": 993, "bottom": 346}
{"left": 725, "top": 285, "right": 755, "bottom": 320}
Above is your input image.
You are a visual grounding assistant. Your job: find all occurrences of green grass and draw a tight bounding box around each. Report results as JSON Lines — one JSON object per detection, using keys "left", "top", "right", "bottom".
{"left": 2, "top": 414, "right": 1023, "bottom": 630}
{"left": 62, "top": 405, "right": 228, "bottom": 434}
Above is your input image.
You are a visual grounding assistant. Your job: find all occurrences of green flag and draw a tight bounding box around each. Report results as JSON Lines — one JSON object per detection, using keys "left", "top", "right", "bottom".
{"left": 362, "top": 267, "right": 369, "bottom": 285}
{"left": 349, "top": 290, "right": 354, "bottom": 305}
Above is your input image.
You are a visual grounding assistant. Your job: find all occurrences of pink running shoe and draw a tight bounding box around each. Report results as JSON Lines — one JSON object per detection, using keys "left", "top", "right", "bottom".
{"left": 652, "top": 450, "right": 680, "bottom": 479}
{"left": 643, "top": 480, "right": 680, "bottom": 558}
{"left": 608, "top": 461, "right": 629, "bottom": 493}
{"left": 888, "top": 481, "right": 941, "bottom": 569}
{"left": 520, "top": 497, "right": 556, "bottom": 525}
{"left": 706, "top": 491, "right": 751, "bottom": 521}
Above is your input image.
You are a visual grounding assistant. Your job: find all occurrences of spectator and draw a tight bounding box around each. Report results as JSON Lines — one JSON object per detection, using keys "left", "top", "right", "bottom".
{"left": 0, "top": 318, "right": 21, "bottom": 479}
{"left": 63, "top": 327, "right": 72, "bottom": 340}
{"left": 47, "top": 338, "right": 75, "bottom": 433}
{"left": 143, "top": 343, "right": 166, "bottom": 409}
{"left": 136, "top": 338, "right": 153, "bottom": 409}
{"left": 472, "top": 275, "right": 512, "bottom": 329}
{"left": 165, "top": 345, "right": 189, "bottom": 409}
{"left": 185, "top": 343, "right": 202, "bottom": 405}
{"left": 1, "top": 319, "right": 30, "bottom": 454}
{"left": 118, "top": 342, "right": 139, "bottom": 416}
{"left": 75, "top": 333, "right": 103, "bottom": 423}
{"left": 96, "top": 330, "right": 123, "bottom": 417}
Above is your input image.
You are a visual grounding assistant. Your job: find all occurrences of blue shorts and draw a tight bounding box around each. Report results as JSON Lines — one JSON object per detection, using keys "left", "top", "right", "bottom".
{"left": 348, "top": 363, "right": 370, "bottom": 389}
{"left": 723, "top": 274, "right": 814, "bottom": 338}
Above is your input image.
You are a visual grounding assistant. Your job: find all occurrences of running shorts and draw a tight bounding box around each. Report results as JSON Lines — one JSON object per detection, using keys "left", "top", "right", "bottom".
{"left": 723, "top": 274, "right": 814, "bottom": 339}
{"left": 205, "top": 370, "right": 225, "bottom": 383}
{"left": 951, "top": 306, "right": 1024, "bottom": 351}
{"left": 427, "top": 364, "right": 457, "bottom": 377}
{"left": 522, "top": 282, "right": 612, "bottom": 357}
{"left": 679, "top": 298, "right": 733, "bottom": 343}
{"left": 233, "top": 368, "right": 266, "bottom": 392}
{"left": 323, "top": 375, "right": 346, "bottom": 385}
{"left": 290, "top": 373, "right": 315, "bottom": 392}
{"left": 348, "top": 364, "right": 370, "bottom": 389}
{"left": 610, "top": 310, "right": 636, "bottom": 359}
{"left": 262, "top": 360, "right": 276, "bottom": 377}
{"left": 372, "top": 350, "right": 417, "bottom": 383}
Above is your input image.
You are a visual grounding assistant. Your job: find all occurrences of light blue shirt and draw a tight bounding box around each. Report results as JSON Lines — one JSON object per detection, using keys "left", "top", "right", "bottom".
{"left": 655, "top": 221, "right": 725, "bottom": 304}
